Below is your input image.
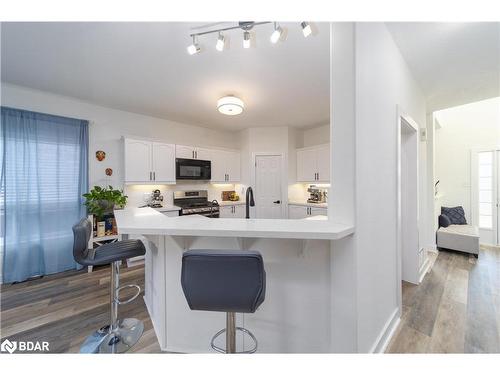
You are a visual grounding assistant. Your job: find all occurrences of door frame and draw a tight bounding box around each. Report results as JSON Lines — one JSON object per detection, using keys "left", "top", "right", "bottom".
{"left": 251, "top": 152, "right": 286, "bottom": 219}
{"left": 470, "top": 145, "right": 500, "bottom": 245}
{"left": 396, "top": 107, "right": 420, "bottom": 316}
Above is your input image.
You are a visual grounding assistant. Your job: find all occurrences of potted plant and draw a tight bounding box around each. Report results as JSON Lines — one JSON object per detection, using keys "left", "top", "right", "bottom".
{"left": 83, "top": 186, "right": 128, "bottom": 237}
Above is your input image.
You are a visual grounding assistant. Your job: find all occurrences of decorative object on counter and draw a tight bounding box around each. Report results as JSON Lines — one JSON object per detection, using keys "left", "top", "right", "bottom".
{"left": 307, "top": 185, "right": 327, "bottom": 204}
{"left": 105, "top": 168, "right": 113, "bottom": 176}
{"left": 83, "top": 185, "right": 128, "bottom": 221}
{"left": 97, "top": 221, "right": 105, "bottom": 237}
{"left": 221, "top": 190, "right": 240, "bottom": 201}
{"left": 96, "top": 150, "right": 106, "bottom": 161}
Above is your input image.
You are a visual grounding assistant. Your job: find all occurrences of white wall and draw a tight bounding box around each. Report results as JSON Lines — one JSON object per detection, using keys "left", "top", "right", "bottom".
{"left": 302, "top": 123, "right": 330, "bottom": 148}
{"left": 353, "top": 23, "right": 426, "bottom": 352}
{"left": 1, "top": 83, "right": 240, "bottom": 205}
{"left": 434, "top": 97, "right": 500, "bottom": 241}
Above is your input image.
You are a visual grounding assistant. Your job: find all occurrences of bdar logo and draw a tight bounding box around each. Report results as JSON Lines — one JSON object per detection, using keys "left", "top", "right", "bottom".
{"left": 1, "top": 339, "right": 17, "bottom": 354}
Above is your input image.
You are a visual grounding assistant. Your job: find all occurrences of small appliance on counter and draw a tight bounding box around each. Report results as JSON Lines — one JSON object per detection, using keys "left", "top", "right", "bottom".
{"left": 221, "top": 190, "right": 240, "bottom": 202}
{"left": 307, "top": 185, "right": 327, "bottom": 204}
{"left": 140, "top": 189, "right": 164, "bottom": 208}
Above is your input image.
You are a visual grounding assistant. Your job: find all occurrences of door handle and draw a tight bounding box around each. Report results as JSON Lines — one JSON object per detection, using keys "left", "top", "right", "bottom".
{"left": 273, "top": 200, "right": 281, "bottom": 204}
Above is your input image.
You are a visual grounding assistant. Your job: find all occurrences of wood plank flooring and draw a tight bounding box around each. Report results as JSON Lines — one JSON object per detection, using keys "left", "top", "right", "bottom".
{"left": 387, "top": 245, "right": 500, "bottom": 353}
{"left": 0, "top": 264, "right": 162, "bottom": 353}
{"left": 1, "top": 245, "right": 499, "bottom": 353}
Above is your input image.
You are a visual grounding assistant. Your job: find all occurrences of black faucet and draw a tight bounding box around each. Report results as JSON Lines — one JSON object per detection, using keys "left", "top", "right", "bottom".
{"left": 245, "top": 187, "right": 255, "bottom": 219}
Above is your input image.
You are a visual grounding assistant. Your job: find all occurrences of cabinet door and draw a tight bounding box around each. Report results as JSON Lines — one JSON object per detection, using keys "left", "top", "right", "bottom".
{"left": 234, "top": 204, "right": 246, "bottom": 218}
{"left": 176, "top": 145, "right": 195, "bottom": 159}
{"left": 226, "top": 151, "right": 241, "bottom": 182}
{"left": 310, "top": 207, "right": 328, "bottom": 217}
{"left": 316, "top": 144, "right": 330, "bottom": 182}
{"left": 195, "top": 147, "right": 212, "bottom": 161}
{"left": 124, "top": 138, "right": 152, "bottom": 182}
{"left": 296, "top": 148, "right": 317, "bottom": 182}
{"left": 219, "top": 206, "right": 234, "bottom": 218}
{"left": 288, "top": 205, "right": 308, "bottom": 219}
{"left": 152, "top": 142, "right": 175, "bottom": 183}
{"left": 210, "top": 149, "right": 228, "bottom": 182}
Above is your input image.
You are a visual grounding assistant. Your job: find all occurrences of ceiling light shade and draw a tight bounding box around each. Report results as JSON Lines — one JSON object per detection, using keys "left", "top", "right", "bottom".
{"left": 216, "top": 33, "right": 225, "bottom": 51}
{"left": 187, "top": 36, "right": 201, "bottom": 55}
{"left": 217, "top": 96, "right": 244, "bottom": 116}
{"left": 301, "top": 22, "right": 312, "bottom": 37}
{"left": 243, "top": 31, "right": 251, "bottom": 49}
{"left": 270, "top": 22, "right": 283, "bottom": 44}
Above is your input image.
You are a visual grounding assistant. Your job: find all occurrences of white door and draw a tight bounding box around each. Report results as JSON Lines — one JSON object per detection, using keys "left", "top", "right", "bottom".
{"left": 176, "top": 145, "right": 196, "bottom": 159}
{"left": 124, "top": 139, "right": 152, "bottom": 182}
{"left": 255, "top": 155, "right": 282, "bottom": 219}
{"left": 152, "top": 142, "right": 175, "bottom": 183}
{"left": 226, "top": 151, "right": 241, "bottom": 182}
{"left": 195, "top": 147, "right": 212, "bottom": 161}
{"left": 210, "top": 149, "right": 227, "bottom": 182}
{"left": 316, "top": 144, "right": 330, "bottom": 182}
{"left": 297, "top": 148, "right": 317, "bottom": 182}
{"left": 288, "top": 205, "right": 308, "bottom": 219}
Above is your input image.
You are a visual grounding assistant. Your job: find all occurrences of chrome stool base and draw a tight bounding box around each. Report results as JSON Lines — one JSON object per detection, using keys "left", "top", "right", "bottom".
{"left": 98, "top": 318, "right": 144, "bottom": 354}
{"left": 79, "top": 325, "right": 110, "bottom": 353}
{"left": 210, "top": 312, "right": 258, "bottom": 354}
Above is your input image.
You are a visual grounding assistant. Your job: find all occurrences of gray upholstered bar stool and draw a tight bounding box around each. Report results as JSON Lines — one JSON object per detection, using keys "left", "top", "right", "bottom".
{"left": 72, "top": 218, "right": 146, "bottom": 353}
{"left": 181, "top": 249, "right": 266, "bottom": 353}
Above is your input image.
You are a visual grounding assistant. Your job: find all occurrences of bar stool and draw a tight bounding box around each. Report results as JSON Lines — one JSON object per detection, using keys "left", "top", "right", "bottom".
{"left": 72, "top": 218, "right": 146, "bottom": 353}
{"left": 181, "top": 249, "right": 266, "bottom": 353}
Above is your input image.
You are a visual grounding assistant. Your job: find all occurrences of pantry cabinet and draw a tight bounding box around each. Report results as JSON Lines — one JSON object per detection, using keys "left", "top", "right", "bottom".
{"left": 211, "top": 149, "right": 241, "bottom": 182}
{"left": 296, "top": 144, "right": 330, "bottom": 183}
{"left": 124, "top": 138, "right": 175, "bottom": 183}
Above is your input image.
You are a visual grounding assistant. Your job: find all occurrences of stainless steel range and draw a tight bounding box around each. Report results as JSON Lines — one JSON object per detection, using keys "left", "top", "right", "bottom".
{"left": 173, "top": 190, "right": 219, "bottom": 218}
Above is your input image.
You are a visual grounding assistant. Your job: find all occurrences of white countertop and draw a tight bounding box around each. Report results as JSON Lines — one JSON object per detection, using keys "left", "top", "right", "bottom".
{"left": 134, "top": 204, "right": 181, "bottom": 212}
{"left": 288, "top": 201, "right": 328, "bottom": 208}
{"left": 218, "top": 201, "right": 246, "bottom": 206}
{"left": 115, "top": 207, "right": 353, "bottom": 240}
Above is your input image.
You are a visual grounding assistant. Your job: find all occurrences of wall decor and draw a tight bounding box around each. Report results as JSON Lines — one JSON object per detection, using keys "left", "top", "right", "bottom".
{"left": 105, "top": 168, "right": 113, "bottom": 176}
{"left": 96, "top": 150, "right": 106, "bottom": 161}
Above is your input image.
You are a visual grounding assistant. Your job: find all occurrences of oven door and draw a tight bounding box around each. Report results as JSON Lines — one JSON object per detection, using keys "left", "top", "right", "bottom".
{"left": 176, "top": 158, "right": 211, "bottom": 180}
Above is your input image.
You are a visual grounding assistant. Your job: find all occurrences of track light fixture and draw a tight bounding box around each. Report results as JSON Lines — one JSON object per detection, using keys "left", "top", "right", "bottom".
{"left": 270, "top": 22, "right": 283, "bottom": 44}
{"left": 187, "top": 21, "right": 315, "bottom": 55}
{"left": 215, "top": 33, "right": 225, "bottom": 51}
{"left": 187, "top": 35, "right": 200, "bottom": 55}
{"left": 301, "top": 22, "right": 312, "bottom": 37}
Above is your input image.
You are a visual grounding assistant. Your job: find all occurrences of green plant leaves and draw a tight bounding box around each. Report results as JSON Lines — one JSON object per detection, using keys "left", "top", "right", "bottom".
{"left": 83, "top": 185, "right": 128, "bottom": 220}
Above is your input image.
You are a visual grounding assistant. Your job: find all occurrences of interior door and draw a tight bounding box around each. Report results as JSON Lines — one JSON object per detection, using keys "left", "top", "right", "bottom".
{"left": 124, "top": 139, "right": 152, "bottom": 182}
{"left": 152, "top": 142, "right": 175, "bottom": 182}
{"left": 255, "top": 155, "right": 282, "bottom": 219}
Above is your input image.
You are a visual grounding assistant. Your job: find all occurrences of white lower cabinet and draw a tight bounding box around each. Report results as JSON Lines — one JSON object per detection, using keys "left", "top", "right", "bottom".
{"left": 220, "top": 204, "right": 246, "bottom": 218}
{"left": 288, "top": 204, "right": 327, "bottom": 219}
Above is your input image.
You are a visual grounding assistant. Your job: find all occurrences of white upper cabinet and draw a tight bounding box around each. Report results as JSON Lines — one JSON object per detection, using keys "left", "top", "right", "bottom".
{"left": 211, "top": 149, "right": 241, "bottom": 183}
{"left": 124, "top": 138, "right": 152, "bottom": 182}
{"left": 151, "top": 142, "right": 175, "bottom": 183}
{"left": 124, "top": 138, "right": 175, "bottom": 183}
{"left": 175, "top": 145, "right": 212, "bottom": 161}
{"left": 296, "top": 144, "right": 330, "bottom": 183}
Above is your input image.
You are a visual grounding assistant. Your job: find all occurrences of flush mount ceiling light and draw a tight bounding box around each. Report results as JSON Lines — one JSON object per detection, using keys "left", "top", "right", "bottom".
{"left": 301, "top": 22, "right": 312, "bottom": 37}
{"left": 217, "top": 96, "right": 244, "bottom": 116}
{"left": 186, "top": 21, "right": 315, "bottom": 55}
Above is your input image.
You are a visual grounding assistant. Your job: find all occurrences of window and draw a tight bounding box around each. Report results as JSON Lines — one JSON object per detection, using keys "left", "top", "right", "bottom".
{"left": 478, "top": 151, "right": 494, "bottom": 229}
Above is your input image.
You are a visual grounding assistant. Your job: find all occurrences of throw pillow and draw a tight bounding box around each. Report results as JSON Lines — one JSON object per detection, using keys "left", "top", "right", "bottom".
{"left": 441, "top": 206, "right": 467, "bottom": 225}
{"left": 439, "top": 214, "right": 451, "bottom": 228}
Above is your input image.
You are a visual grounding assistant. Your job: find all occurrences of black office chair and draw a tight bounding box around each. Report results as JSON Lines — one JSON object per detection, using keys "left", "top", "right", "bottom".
{"left": 181, "top": 249, "right": 266, "bottom": 353}
{"left": 72, "top": 218, "right": 146, "bottom": 353}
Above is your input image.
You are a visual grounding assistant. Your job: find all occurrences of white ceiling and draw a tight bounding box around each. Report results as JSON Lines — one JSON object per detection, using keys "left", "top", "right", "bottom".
{"left": 386, "top": 22, "right": 500, "bottom": 112}
{"left": 1, "top": 22, "right": 330, "bottom": 131}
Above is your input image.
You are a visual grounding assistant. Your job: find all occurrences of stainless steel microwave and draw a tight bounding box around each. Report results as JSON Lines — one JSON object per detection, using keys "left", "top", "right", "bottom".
{"left": 175, "top": 158, "right": 211, "bottom": 180}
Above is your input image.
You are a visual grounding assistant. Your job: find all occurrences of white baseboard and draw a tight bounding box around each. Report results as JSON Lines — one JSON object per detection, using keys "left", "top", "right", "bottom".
{"left": 418, "top": 256, "right": 432, "bottom": 283}
{"left": 369, "top": 307, "right": 400, "bottom": 353}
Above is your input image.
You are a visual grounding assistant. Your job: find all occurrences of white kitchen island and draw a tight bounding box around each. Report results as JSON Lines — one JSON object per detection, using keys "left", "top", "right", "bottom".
{"left": 114, "top": 207, "right": 354, "bottom": 353}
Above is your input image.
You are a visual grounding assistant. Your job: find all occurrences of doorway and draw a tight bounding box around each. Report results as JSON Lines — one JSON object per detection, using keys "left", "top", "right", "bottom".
{"left": 254, "top": 154, "right": 283, "bottom": 219}
{"left": 397, "top": 112, "right": 420, "bottom": 304}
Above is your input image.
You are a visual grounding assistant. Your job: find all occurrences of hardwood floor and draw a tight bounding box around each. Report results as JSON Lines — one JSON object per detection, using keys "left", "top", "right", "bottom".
{"left": 0, "top": 264, "right": 162, "bottom": 353}
{"left": 1, "top": 246, "right": 499, "bottom": 354}
{"left": 387, "top": 245, "right": 500, "bottom": 353}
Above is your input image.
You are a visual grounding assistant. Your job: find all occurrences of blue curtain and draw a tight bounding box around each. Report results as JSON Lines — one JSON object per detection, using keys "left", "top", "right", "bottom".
{"left": 1, "top": 107, "right": 88, "bottom": 283}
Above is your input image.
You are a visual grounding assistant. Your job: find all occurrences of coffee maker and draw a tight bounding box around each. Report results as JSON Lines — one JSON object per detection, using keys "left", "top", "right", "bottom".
{"left": 307, "top": 185, "right": 327, "bottom": 204}
{"left": 149, "top": 189, "right": 164, "bottom": 208}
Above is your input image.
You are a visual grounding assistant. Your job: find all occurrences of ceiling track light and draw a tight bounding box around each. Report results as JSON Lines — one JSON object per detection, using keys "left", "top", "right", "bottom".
{"left": 270, "top": 22, "right": 283, "bottom": 44}
{"left": 187, "top": 21, "right": 315, "bottom": 55}
{"left": 216, "top": 32, "right": 225, "bottom": 51}
{"left": 301, "top": 21, "right": 312, "bottom": 37}
{"left": 187, "top": 35, "right": 200, "bottom": 55}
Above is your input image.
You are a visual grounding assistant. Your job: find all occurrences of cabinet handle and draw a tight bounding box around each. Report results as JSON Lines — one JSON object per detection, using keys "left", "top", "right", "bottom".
{"left": 227, "top": 174, "right": 229, "bottom": 181}
{"left": 317, "top": 172, "right": 319, "bottom": 181}
{"left": 149, "top": 171, "right": 152, "bottom": 181}
{"left": 153, "top": 171, "right": 156, "bottom": 181}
